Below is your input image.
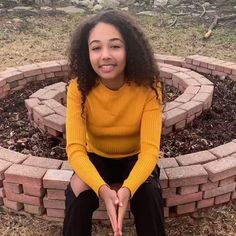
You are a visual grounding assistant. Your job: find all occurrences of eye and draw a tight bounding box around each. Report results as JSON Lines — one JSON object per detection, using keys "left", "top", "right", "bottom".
{"left": 111, "top": 45, "right": 121, "bottom": 49}
{"left": 91, "top": 46, "right": 101, "bottom": 51}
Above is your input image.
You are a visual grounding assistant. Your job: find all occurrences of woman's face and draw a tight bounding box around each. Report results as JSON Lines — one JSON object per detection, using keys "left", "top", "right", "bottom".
{"left": 88, "top": 22, "right": 126, "bottom": 89}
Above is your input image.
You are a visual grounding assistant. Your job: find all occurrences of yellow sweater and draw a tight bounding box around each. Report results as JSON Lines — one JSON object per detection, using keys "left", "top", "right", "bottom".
{"left": 66, "top": 79, "right": 162, "bottom": 197}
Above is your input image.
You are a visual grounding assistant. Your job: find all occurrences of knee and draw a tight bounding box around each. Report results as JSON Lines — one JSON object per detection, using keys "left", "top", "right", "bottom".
{"left": 70, "top": 174, "right": 90, "bottom": 197}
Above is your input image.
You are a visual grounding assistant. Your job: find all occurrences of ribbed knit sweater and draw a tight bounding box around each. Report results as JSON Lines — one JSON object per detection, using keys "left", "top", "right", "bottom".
{"left": 66, "top": 79, "right": 162, "bottom": 197}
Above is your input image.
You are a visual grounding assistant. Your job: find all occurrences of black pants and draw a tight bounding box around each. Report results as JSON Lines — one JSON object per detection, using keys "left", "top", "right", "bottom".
{"left": 63, "top": 153, "right": 166, "bottom": 236}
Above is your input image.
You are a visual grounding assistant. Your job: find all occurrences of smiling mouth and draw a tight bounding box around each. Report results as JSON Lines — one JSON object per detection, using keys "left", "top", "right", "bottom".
{"left": 99, "top": 64, "right": 116, "bottom": 72}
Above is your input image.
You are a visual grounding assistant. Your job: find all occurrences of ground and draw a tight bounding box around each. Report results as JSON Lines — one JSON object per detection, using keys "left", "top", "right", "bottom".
{"left": 0, "top": 2, "right": 236, "bottom": 236}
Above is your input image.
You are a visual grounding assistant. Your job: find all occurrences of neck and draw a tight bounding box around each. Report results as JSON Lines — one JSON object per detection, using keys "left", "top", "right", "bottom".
{"left": 100, "top": 75, "right": 125, "bottom": 91}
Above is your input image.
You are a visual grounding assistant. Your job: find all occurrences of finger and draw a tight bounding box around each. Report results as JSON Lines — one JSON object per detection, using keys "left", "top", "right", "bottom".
{"left": 107, "top": 203, "right": 119, "bottom": 233}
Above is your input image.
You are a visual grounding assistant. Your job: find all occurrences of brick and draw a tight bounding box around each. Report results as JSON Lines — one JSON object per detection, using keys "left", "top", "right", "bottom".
{"left": 176, "top": 150, "right": 217, "bottom": 166}
{"left": 200, "top": 181, "right": 219, "bottom": 191}
{"left": 162, "top": 188, "right": 176, "bottom": 198}
{"left": 33, "top": 104, "right": 55, "bottom": 117}
{"left": 184, "top": 86, "right": 200, "bottom": 94}
{"left": 3, "top": 181, "right": 23, "bottom": 194}
{"left": 60, "top": 161, "right": 73, "bottom": 171}
{"left": 36, "top": 74, "right": 46, "bottom": 81}
{"left": 3, "top": 198, "right": 23, "bottom": 211}
{"left": 176, "top": 202, "right": 195, "bottom": 215}
{"left": 175, "top": 119, "right": 186, "bottom": 130}
{"left": 158, "top": 158, "right": 179, "bottom": 169}
{"left": 36, "top": 61, "right": 61, "bottom": 73}
{"left": 215, "top": 193, "right": 231, "bottom": 205}
{"left": 38, "top": 90, "right": 62, "bottom": 101}
{"left": 3, "top": 70, "right": 24, "bottom": 83}
{"left": 0, "top": 197, "right": 3, "bottom": 205}
{"left": 17, "top": 64, "right": 42, "bottom": 77}
{"left": 46, "top": 127, "right": 61, "bottom": 137}
{"left": 23, "top": 184, "right": 45, "bottom": 197}
{"left": 165, "top": 165, "right": 208, "bottom": 187}
{"left": 0, "top": 159, "right": 12, "bottom": 179}
{"left": 46, "top": 208, "right": 65, "bottom": 218}
{"left": 177, "top": 185, "right": 199, "bottom": 195}
{"left": 160, "top": 169, "right": 168, "bottom": 188}
{"left": 197, "top": 198, "right": 214, "bottom": 209}
{"left": 5, "top": 190, "right": 42, "bottom": 206}
{"left": 165, "top": 108, "right": 187, "bottom": 127}
{"left": 24, "top": 98, "right": 40, "bottom": 113}
{"left": 57, "top": 60, "right": 68, "bottom": 71}
{"left": 47, "top": 189, "right": 65, "bottom": 200}
{"left": 51, "top": 105, "right": 66, "bottom": 117}
{"left": 159, "top": 67, "right": 177, "bottom": 79}
{"left": 232, "top": 191, "right": 236, "bottom": 199}
{"left": 44, "top": 114, "right": 65, "bottom": 132}
{"left": 163, "top": 101, "right": 182, "bottom": 112}
{"left": 175, "top": 93, "right": 194, "bottom": 103}
{"left": 93, "top": 210, "right": 109, "bottom": 220}
{"left": 0, "top": 147, "right": 27, "bottom": 164}
{"left": 45, "top": 72, "right": 55, "bottom": 78}
{"left": 0, "top": 77, "right": 7, "bottom": 87}
{"left": 0, "top": 187, "right": 5, "bottom": 198}
{"left": 166, "top": 192, "right": 202, "bottom": 207}
{"left": 4, "top": 164, "right": 46, "bottom": 186}
{"left": 196, "top": 67, "right": 211, "bottom": 75}
{"left": 24, "top": 204, "right": 45, "bottom": 215}
{"left": 199, "top": 85, "right": 214, "bottom": 94}
{"left": 164, "top": 207, "right": 169, "bottom": 218}
{"left": 203, "top": 156, "right": 236, "bottom": 182}
{"left": 209, "top": 142, "right": 236, "bottom": 158}
{"left": 22, "top": 156, "right": 62, "bottom": 169}
{"left": 42, "top": 99, "right": 61, "bottom": 108}
{"left": 219, "top": 176, "right": 235, "bottom": 187}
{"left": 203, "top": 182, "right": 236, "bottom": 199}
{"left": 162, "top": 125, "right": 173, "bottom": 135}
{"left": 43, "top": 169, "right": 73, "bottom": 190}
{"left": 186, "top": 72, "right": 213, "bottom": 85}
{"left": 192, "top": 92, "right": 212, "bottom": 110}
{"left": 43, "top": 196, "right": 65, "bottom": 209}
{"left": 178, "top": 101, "right": 202, "bottom": 118}
{"left": 30, "top": 88, "right": 48, "bottom": 99}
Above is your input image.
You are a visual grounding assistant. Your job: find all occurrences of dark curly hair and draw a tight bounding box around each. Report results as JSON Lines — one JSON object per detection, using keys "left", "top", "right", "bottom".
{"left": 68, "top": 9, "right": 164, "bottom": 117}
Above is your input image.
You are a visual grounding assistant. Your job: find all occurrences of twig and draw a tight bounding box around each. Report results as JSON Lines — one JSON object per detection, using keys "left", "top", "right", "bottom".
{"left": 169, "top": 17, "right": 178, "bottom": 27}
{"left": 204, "top": 15, "right": 218, "bottom": 39}
{"left": 192, "top": 1, "right": 206, "bottom": 18}
{"left": 159, "top": 5, "right": 189, "bottom": 16}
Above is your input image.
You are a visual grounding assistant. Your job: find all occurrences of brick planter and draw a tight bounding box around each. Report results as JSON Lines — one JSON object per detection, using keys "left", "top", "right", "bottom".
{"left": 0, "top": 55, "right": 236, "bottom": 221}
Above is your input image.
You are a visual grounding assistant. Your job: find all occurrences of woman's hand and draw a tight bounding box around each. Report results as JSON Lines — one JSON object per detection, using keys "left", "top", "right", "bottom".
{"left": 99, "top": 185, "right": 120, "bottom": 235}
{"left": 116, "top": 187, "right": 131, "bottom": 236}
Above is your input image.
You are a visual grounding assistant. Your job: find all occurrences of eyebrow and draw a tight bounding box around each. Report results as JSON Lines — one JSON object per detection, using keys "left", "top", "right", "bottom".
{"left": 89, "top": 38, "right": 124, "bottom": 45}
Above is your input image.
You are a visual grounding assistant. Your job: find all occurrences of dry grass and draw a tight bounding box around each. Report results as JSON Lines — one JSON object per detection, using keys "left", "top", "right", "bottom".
{"left": 0, "top": 9, "right": 236, "bottom": 236}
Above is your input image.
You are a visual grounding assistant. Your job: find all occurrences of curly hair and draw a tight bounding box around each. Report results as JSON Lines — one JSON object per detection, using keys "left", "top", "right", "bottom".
{"left": 68, "top": 9, "right": 164, "bottom": 117}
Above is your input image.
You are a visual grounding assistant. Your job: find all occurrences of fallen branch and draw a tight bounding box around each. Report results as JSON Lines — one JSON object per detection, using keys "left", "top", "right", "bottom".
{"left": 204, "top": 14, "right": 236, "bottom": 39}
{"left": 192, "top": 1, "right": 206, "bottom": 18}
{"left": 169, "top": 17, "right": 178, "bottom": 27}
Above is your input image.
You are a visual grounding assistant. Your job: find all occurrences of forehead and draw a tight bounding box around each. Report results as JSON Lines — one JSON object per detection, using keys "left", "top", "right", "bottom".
{"left": 88, "top": 22, "right": 123, "bottom": 43}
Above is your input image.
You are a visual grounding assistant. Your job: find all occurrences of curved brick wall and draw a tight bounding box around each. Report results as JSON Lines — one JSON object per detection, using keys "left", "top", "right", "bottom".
{"left": 0, "top": 55, "right": 235, "bottom": 221}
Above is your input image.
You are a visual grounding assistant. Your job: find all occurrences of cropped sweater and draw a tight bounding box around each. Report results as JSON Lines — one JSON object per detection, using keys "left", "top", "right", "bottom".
{"left": 66, "top": 79, "right": 162, "bottom": 197}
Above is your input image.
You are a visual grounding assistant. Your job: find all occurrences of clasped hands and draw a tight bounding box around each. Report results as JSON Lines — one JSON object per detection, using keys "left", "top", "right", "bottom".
{"left": 99, "top": 185, "right": 131, "bottom": 236}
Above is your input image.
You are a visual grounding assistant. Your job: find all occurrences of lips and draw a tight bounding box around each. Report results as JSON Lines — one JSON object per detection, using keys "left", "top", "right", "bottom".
{"left": 99, "top": 64, "right": 116, "bottom": 73}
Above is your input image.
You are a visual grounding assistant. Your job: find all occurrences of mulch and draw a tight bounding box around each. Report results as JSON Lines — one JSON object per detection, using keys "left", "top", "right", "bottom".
{"left": 0, "top": 75, "right": 235, "bottom": 160}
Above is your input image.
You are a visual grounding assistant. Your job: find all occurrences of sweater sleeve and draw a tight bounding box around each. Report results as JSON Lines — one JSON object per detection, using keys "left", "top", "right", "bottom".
{"left": 122, "top": 87, "right": 162, "bottom": 197}
{"left": 66, "top": 80, "right": 107, "bottom": 195}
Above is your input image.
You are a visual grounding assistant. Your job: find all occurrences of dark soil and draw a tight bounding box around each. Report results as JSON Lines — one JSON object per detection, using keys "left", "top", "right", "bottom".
{"left": 0, "top": 75, "right": 235, "bottom": 160}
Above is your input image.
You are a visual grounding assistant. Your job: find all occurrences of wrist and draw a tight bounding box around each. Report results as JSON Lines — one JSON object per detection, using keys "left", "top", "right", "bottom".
{"left": 98, "top": 184, "right": 110, "bottom": 198}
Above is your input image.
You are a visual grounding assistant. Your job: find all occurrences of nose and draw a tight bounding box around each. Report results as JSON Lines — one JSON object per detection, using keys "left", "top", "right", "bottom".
{"left": 101, "top": 47, "right": 111, "bottom": 60}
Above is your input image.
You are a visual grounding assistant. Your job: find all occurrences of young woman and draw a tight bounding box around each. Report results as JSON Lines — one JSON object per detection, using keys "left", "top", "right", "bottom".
{"left": 63, "top": 9, "right": 166, "bottom": 236}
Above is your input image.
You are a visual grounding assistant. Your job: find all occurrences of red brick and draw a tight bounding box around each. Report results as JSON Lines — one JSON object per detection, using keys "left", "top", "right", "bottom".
{"left": 44, "top": 114, "right": 65, "bottom": 132}
{"left": 232, "top": 191, "right": 236, "bottom": 199}
{"left": 212, "top": 70, "right": 227, "bottom": 77}
{"left": 3, "top": 70, "right": 24, "bottom": 83}
{"left": 47, "top": 189, "right": 65, "bottom": 200}
{"left": 209, "top": 142, "right": 236, "bottom": 158}
{"left": 29, "top": 88, "right": 48, "bottom": 99}
{"left": 166, "top": 192, "right": 202, "bottom": 207}
{"left": 197, "top": 198, "right": 214, "bottom": 209}
{"left": 203, "top": 182, "right": 236, "bottom": 199}
{"left": 43, "top": 169, "right": 73, "bottom": 190}
{"left": 0, "top": 187, "right": 5, "bottom": 198}
{"left": 5, "top": 190, "right": 42, "bottom": 206}
{"left": 162, "top": 188, "right": 176, "bottom": 198}
{"left": 184, "top": 86, "right": 200, "bottom": 94}
{"left": 17, "top": 64, "right": 42, "bottom": 77}
{"left": 45, "top": 72, "right": 55, "bottom": 78}
{"left": 51, "top": 105, "right": 66, "bottom": 117}
{"left": 0, "top": 77, "right": 7, "bottom": 87}
{"left": 0, "top": 197, "right": 3, "bottom": 205}
{"left": 36, "top": 61, "right": 61, "bottom": 73}
{"left": 159, "top": 67, "right": 177, "bottom": 79}
{"left": 42, "top": 99, "right": 61, "bottom": 109}
{"left": 24, "top": 204, "right": 45, "bottom": 215}
{"left": 57, "top": 60, "right": 68, "bottom": 71}
{"left": 192, "top": 92, "right": 213, "bottom": 110}
{"left": 3, "top": 198, "right": 23, "bottom": 211}
{"left": 46, "top": 208, "right": 65, "bottom": 218}
{"left": 177, "top": 185, "right": 199, "bottom": 195}
{"left": 24, "top": 98, "right": 40, "bottom": 113}
{"left": 175, "top": 93, "right": 194, "bottom": 103}
{"left": 163, "top": 101, "right": 182, "bottom": 112}
{"left": 165, "top": 108, "right": 187, "bottom": 127}
{"left": 215, "top": 193, "right": 231, "bottom": 205}
{"left": 23, "top": 184, "right": 45, "bottom": 197}
{"left": 196, "top": 67, "right": 211, "bottom": 75}
{"left": 165, "top": 165, "right": 208, "bottom": 187}
{"left": 203, "top": 156, "right": 236, "bottom": 182}
{"left": 60, "top": 161, "right": 73, "bottom": 171}
{"left": 38, "top": 90, "right": 62, "bottom": 101}
{"left": 33, "top": 104, "right": 55, "bottom": 117}
{"left": 158, "top": 158, "right": 179, "bottom": 169}
{"left": 178, "top": 101, "right": 202, "bottom": 118}
{"left": 3, "top": 180, "right": 23, "bottom": 194}
{"left": 160, "top": 169, "right": 168, "bottom": 188}
{"left": 219, "top": 176, "right": 235, "bottom": 187}
{"left": 4, "top": 164, "right": 46, "bottom": 186}
{"left": 22, "top": 156, "right": 62, "bottom": 169}
{"left": 0, "top": 159, "right": 12, "bottom": 179}
{"left": 175, "top": 120, "right": 186, "bottom": 130}
{"left": 43, "top": 196, "right": 65, "bottom": 209}
{"left": 36, "top": 74, "right": 46, "bottom": 81}
{"left": 93, "top": 210, "right": 109, "bottom": 220}
{"left": 0, "top": 147, "right": 27, "bottom": 164}
{"left": 176, "top": 150, "right": 217, "bottom": 166}
{"left": 164, "top": 207, "right": 169, "bottom": 218}
{"left": 187, "top": 72, "right": 213, "bottom": 85}
{"left": 199, "top": 85, "right": 214, "bottom": 94}
{"left": 176, "top": 202, "right": 195, "bottom": 215}
{"left": 200, "top": 181, "right": 219, "bottom": 191}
